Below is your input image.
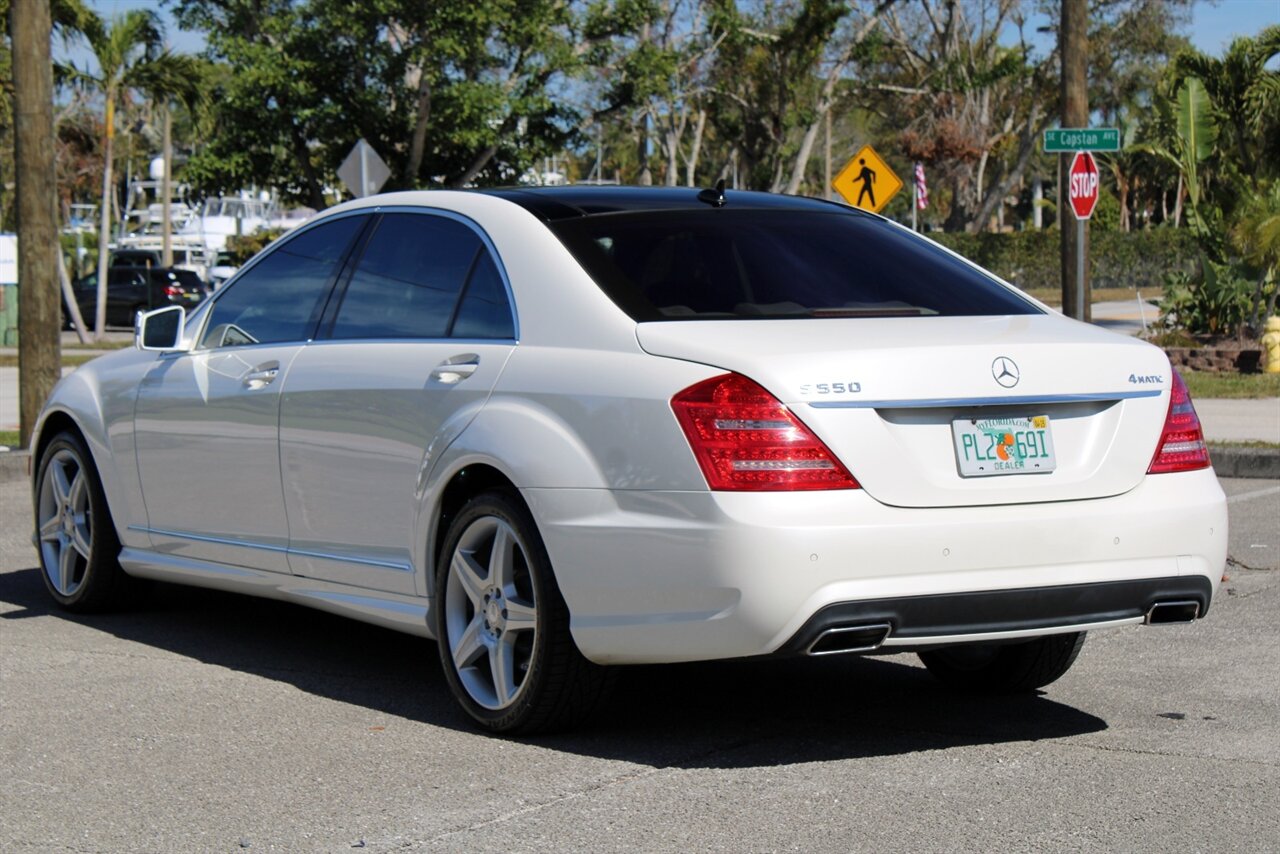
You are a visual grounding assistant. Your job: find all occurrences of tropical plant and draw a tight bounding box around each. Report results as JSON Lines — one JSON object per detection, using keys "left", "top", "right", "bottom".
{"left": 59, "top": 9, "right": 201, "bottom": 339}
{"left": 1174, "top": 25, "right": 1280, "bottom": 188}
{"left": 1230, "top": 181, "right": 1280, "bottom": 332}
{"left": 1159, "top": 259, "right": 1252, "bottom": 338}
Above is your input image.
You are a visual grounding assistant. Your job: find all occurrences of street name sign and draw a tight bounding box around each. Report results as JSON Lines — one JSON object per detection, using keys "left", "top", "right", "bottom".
{"left": 1043, "top": 128, "right": 1120, "bottom": 153}
{"left": 338, "top": 139, "right": 391, "bottom": 199}
{"left": 833, "top": 145, "right": 902, "bottom": 213}
{"left": 1068, "top": 151, "right": 1100, "bottom": 220}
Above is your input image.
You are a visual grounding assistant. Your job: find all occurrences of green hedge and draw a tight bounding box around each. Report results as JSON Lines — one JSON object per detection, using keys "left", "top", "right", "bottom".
{"left": 929, "top": 229, "right": 1199, "bottom": 292}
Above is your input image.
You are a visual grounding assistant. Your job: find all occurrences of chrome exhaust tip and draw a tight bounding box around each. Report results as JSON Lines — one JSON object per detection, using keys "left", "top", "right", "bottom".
{"left": 1145, "top": 600, "right": 1200, "bottom": 625}
{"left": 806, "top": 623, "right": 892, "bottom": 656}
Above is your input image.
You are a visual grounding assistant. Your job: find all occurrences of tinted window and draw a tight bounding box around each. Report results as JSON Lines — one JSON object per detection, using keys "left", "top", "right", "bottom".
{"left": 200, "top": 216, "right": 364, "bottom": 348}
{"left": 330, "top": 214, "right": 481, "bottom": 340}
{"left": 550, "top": 210, "right": 1039, "bottom": 320}
{"left": 451, "top": 251, "right": 514, "bottom": 339}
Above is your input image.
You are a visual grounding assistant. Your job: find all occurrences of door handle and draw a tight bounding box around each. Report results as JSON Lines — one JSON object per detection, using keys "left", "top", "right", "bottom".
{"left": 243, "top": 362, "right": 280, "bottom": 390}
{"left": 431, "top": 354, "right": 479, "bottom": 385}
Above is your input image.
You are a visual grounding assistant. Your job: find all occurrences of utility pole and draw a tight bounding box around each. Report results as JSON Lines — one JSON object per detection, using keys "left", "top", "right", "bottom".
{"left": 1059, "top": 0, "right": 1089, "bottom": 321}
{"left": 11, "top": 0, "right": 60, "bottom": 448}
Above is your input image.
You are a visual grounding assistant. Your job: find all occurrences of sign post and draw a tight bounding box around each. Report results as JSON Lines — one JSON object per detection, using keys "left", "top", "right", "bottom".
{"left": 1067, "top": 150, "right": 1099, "bottom": 322}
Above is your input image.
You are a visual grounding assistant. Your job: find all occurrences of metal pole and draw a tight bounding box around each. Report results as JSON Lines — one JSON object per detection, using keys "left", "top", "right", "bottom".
{"left": 912, "top": 171, "right": 918, "bottom": 232}
{"left": 360, "top": 143, "right": 369, "bottom": 198}
{"left": 1076, "top": 218, "right": 1084, "bottom": 321}
{"left": 824, "top": 109, "right": 832, "bottom": 201}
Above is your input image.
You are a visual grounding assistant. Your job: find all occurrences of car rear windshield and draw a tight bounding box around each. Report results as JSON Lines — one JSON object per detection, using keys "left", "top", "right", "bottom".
{"left": 548, "top": 210, "right": 1040, "bottom": 320}
{"left": 164, "top": 269, "right": 205, "bottom": 291}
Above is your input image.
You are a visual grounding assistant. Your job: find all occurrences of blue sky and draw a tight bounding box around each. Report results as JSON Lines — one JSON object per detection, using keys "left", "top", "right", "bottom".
{"left": 63, "top": 0, "right": 1280, "bottom": 70}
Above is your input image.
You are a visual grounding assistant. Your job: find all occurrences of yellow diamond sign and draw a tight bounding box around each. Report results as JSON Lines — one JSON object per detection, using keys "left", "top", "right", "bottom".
{"left": 833, "top": 145, "right": 902, "bottom": 214}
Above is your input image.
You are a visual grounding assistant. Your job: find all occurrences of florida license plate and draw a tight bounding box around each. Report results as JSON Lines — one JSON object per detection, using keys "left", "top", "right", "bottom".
{"left": 952, "top": 415, "right": 1057, "bottom": 477}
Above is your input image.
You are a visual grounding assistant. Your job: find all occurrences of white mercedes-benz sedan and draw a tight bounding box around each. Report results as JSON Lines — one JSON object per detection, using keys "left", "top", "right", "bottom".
{"left": 31, "top": 186, "right": 1227, "bottom": 733}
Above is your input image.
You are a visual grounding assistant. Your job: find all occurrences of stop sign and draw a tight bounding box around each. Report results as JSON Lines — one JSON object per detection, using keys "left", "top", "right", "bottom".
{"left": 1068, "top": 151, "right": 1099, "bottom": 220}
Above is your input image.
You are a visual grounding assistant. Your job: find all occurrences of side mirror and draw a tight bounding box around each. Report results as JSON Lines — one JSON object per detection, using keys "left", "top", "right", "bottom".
{"left": 135, "top": 305, "right": 187, "bottom": 351}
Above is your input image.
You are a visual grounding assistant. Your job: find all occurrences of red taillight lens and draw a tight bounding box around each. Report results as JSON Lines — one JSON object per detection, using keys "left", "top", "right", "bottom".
{"left": 164, "top": 284, "right": 183, "bottom": 297}
{"left": 671, "top": 373, "right": 858, "bottom": 491}
{"left": 1147, "top": 371, "right": 1210, "bottom": 474}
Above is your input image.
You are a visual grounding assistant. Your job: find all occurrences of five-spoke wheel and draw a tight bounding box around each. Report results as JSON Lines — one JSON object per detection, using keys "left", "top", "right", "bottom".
{"left": 34, "top": 431, "right": 130, "bottom": 611}
{"left": 37, "top": 446, "right": 95, "bottom": 597}
{"left": 444, "top": 515, "right": 540, "bottom": 710}
{"left": 435, "top": 490, "right": 609, "bottom": 734}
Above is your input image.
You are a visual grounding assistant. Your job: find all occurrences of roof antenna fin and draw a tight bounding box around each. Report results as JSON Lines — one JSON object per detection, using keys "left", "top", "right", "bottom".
{"left": 697, "top": 178, "right": 727, "bottom": 208}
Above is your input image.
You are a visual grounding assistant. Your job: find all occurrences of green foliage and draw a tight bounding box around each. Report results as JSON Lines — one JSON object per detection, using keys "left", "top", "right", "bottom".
{"left": 172, "top": 0, "right": 592, "bottom": 204}
{"left": 224, "top": 229, "right": 286, "bottom": 266}
{"left": 1158, "top": 256, "right": 1253, "bottom": 336}
{"left": 931, "top": 229, "right": 1199, "bottom": 292}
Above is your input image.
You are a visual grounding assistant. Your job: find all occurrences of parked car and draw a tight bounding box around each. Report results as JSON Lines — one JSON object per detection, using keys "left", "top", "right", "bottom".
{"left": 32, "top": 187, "right": 1227, "bottom": 734}
{"left": 65, "top": 266, "right": 206, "bottom": 328}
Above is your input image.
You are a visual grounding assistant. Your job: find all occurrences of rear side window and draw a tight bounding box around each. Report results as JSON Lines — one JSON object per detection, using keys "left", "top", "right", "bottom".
{"left": 329, "top": 213, "right": 513, "bottom": 340}
{"left": 451, "top": 252, "right": 515, "bottom": 339}
{"left": 549, "top": 210, "right": 1040, "bottom": 320}
{"left": 199, "top": 215, "right": 365, "bottom": 348}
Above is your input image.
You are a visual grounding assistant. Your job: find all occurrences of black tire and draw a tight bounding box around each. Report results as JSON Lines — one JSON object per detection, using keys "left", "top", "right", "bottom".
{"left": 34, "top": 430, "right": 135, "bottom": 612}
{"left": 434, "top": 490, "right": 610, "bottom": 734}
{"left": 918, "top": 632, "right": 1086, "bottom": 693}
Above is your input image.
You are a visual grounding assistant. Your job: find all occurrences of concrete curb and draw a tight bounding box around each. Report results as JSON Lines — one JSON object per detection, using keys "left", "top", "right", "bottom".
{"left": 1210, "top": 446, "right": 1280, "bottom": 480}
{"left": 0, "top": 449, "right": 29, "bottom": 485}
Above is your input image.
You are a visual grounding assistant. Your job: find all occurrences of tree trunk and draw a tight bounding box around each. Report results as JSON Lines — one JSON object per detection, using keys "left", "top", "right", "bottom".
{"left": 451, "top": 144, "right": 499, "bottom": 189}
{"left": 1172, "top": 176, "right": 1184, "bottom": 228}
{"left": 407, "top": 74, "right": 433, "bottom": 185}
{"left": 59, "top": 249, "right": 90, "bottom": 345}
{"left": 1059, "top": 0, "right": 1089, "bottom": 321}
{"left": 95, "top": 93, "right": 115, "bottom": 340}
{"left": 636, "top": 109, "right": 652, "bottom": 186}
{"left": 685, "top": 109, "right": 706, "bottom": 187}
{"left": 12, "top": 0, "right": 61, "bottom": 445}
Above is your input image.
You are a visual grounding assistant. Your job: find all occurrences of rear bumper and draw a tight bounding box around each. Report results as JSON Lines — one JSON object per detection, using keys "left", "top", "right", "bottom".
{"left": 773, "top": 575, "right": 1213, "bottom": 657}
{"left": 524, "top": 467, "right": 1227, "bottom": 664}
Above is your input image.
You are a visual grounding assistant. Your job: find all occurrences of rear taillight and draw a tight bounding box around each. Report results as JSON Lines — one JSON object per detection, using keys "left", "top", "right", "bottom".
{"left": 671, "top": 373, "right": 858, "bottom": 491}
{"left": 164, "top": 284, "right": 183, "bottom": 297}
{"left": 1147, "top": 371, "right": 1210, "bottom": 474}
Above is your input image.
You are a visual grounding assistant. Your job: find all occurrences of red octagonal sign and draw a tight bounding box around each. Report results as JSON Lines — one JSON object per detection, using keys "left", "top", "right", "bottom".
{"left": 1068, "top": 150, "right": 1099, "bottom": 220}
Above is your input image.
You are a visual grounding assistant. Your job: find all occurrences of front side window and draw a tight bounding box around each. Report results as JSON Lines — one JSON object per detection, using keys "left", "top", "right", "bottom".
{"left": 329, "top": 213, "right": 512, "bottom": 340}
{"left": 199, "top": 215, "right": 365, "bottom": 348}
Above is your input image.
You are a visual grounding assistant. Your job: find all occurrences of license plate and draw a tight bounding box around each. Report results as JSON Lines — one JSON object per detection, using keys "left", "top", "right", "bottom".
{"left": 185, "top": 293, "right": 202, "bottom": 301}
{"left": 952, "top": 415, "right": 1057, "bottom": 477}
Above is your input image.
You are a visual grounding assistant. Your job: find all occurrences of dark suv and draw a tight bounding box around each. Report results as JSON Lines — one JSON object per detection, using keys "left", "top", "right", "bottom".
{"left": 67, "top": 267, "right": 206, "bottom": 328}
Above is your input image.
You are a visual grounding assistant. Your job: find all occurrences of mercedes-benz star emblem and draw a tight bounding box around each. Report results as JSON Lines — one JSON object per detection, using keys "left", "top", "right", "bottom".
{"left": 992, "top": 356, "right": 1020, "bottom": 388}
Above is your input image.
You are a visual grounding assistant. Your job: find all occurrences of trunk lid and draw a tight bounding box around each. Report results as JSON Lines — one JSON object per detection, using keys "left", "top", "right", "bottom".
{"left": 638, "top": 315, "right": 1173, "bottom": 508}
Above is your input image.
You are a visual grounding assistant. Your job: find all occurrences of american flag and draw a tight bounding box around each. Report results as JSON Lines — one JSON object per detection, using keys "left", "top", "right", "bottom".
{"left": 914, "top": 162, "right": 929, "bottom": 210}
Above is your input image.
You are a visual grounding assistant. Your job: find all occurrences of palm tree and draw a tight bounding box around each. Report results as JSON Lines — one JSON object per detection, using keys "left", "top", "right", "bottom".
{"left": 1231, "top": 181, "right": 1280, "bottom": 333}
{"left": 1174, "top": 25, "right": 1280, "bottom": 188}
{"left": 61, "top": 9, "right": 200, "bottom": 339}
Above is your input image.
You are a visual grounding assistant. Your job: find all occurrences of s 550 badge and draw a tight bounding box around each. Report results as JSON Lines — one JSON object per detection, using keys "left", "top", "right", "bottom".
{"left": 800, "top": 381, "right": 862, "bottom": 395}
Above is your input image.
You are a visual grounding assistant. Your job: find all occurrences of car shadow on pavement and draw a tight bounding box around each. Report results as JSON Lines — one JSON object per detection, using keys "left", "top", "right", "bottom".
{"left": 1, "top": 567, "right": 1107, "bottom": 766}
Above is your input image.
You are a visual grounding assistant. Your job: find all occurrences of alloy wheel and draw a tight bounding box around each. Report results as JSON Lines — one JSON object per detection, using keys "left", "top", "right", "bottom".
{"left": 443, "top": 516, "right": 539, "bottom": 710}
{"left": 37, "top": 448, "right": 94, "bottom": 597}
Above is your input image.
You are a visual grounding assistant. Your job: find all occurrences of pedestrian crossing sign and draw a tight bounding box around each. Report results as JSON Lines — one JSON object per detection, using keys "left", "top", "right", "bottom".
{"left": 833, "top": 145, "right": 902, "bottom": 214}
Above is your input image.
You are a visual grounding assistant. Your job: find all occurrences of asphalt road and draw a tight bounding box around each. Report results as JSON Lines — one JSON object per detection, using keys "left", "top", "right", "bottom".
{"left": 1, "top": 477, "right": 1277, "bottom": 852}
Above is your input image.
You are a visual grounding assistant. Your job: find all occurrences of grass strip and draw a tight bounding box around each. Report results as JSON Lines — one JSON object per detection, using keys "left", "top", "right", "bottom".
{"left": 1182, "top": 371, "right": 1280, "bottom": 400}
{"left": 0, "top": 354, "right": 100, "bottom": 369}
